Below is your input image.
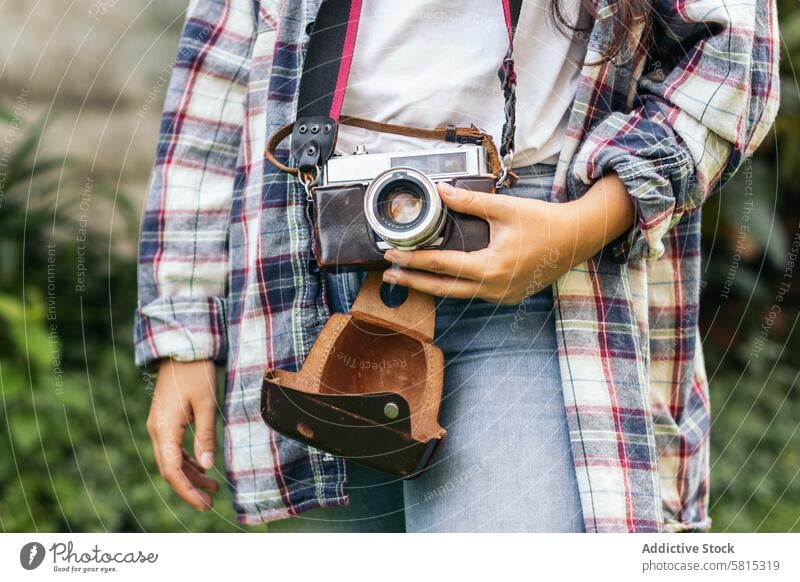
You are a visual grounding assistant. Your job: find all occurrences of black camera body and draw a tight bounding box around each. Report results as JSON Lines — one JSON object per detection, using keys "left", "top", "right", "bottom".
{"left": 311, "top": 144, "right": 494, "bottom": 271}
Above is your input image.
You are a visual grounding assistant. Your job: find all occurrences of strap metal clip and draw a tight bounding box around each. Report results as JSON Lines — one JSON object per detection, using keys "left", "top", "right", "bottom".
{"left": 496, "top": 150, "right": 517, "bottom": 190}
{"left": 299, "top": 165, "right": 320, "bottom": 201}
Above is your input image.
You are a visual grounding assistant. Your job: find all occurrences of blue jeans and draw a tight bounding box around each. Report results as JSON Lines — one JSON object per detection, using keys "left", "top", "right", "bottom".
{"left": 268, "top": 164, "right": 584, "bottom": 533}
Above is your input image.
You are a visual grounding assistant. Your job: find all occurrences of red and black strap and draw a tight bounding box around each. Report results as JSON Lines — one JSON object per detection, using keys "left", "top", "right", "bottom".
{"left": 296, "top": 0, "right": 363, "bottom": 120}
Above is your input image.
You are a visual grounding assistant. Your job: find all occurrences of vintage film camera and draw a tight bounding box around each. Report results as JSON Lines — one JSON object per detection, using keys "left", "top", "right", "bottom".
{"left": 312, "top": 143, "right": 495, "bottom": 271}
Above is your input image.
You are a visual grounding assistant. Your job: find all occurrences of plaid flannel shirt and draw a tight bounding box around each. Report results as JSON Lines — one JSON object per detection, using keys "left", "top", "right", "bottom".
{"left": 135, "top": 0, "right": 780, "bottom": 531}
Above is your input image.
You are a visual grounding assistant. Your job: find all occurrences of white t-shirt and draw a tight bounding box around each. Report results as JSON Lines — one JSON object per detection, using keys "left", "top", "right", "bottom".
{"left": 337, "top": 0, "right": 591, "bottom": 166}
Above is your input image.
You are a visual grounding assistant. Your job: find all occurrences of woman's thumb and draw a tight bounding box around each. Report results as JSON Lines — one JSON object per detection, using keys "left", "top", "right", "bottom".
{"left": 437, "top": 182, "right": 499, "bottom": 219}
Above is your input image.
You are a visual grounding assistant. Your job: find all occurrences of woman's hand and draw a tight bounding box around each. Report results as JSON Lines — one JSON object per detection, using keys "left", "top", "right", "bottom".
{"left": 382, "top": 175, "right": 634, "bottom": 304}
{"left": 147, "top": 359, "right": 220, "bottom": 511}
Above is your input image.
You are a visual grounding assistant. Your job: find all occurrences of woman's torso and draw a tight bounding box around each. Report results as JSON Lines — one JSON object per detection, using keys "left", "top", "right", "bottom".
{"left": 336, "top": 0, "right": 590, "bottom": 166}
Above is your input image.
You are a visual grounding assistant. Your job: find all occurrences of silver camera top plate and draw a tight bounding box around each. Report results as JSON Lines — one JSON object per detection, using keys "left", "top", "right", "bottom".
{"left": 321, "top": 144, "right": 490, "bottom": 186}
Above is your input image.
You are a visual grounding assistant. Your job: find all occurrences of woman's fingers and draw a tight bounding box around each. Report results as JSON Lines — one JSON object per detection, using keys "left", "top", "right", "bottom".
{"left": 147, "top": 359, "right": 220, "bottom": 512}
{"left": 182, "top": 448, "right": 205, "bottom": 472}
{"left": 378, "top": 184, "right": 514, "bottom": 283}
{"left": 382, "top": 267, "right": 481, "bottom": 299}
{"left": 384, "top": 248, "right": 488, "bottom": 281}
{"left": 182, "top": 453, "right": 221, "bottom": 494}
{"left": 160, "top": 436, "right": 213, "bottom": 511}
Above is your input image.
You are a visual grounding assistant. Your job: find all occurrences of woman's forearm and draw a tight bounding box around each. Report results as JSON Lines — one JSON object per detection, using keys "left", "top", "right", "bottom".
{"left": 562, "top": 172, "right": 635, "bottom": 265}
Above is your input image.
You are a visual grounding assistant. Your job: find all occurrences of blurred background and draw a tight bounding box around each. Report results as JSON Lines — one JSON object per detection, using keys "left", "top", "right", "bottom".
{"left": 0, "top": 0, "right": 798, "bottom": 532}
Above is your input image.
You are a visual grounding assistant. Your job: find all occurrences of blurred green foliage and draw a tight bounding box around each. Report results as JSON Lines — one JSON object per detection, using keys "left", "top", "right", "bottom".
{"left": 1, "top": 4, "right": 799, "bottom": 532}
{"left": 0, "top": 115, "right": 251, "bottom": 532}
{"left": 701, "top": 0, "right": 800, "bottom": 532}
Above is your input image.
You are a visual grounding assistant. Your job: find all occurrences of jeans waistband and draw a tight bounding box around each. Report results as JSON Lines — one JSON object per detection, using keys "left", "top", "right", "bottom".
{"left": 510, "top": 162, "right": 557, "bottom": 178}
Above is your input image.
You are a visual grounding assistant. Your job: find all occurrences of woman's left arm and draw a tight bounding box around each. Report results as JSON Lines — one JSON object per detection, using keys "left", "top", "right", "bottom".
{"left": 384, "top": 0, "right": 780, "bottom": 301}
{"left": 568, "top": 0, "right": 781, "bottom": 263}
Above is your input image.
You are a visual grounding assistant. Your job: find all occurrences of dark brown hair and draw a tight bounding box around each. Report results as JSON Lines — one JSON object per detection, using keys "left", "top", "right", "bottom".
{"left": 550, "top": 0, "right": 653, "bottom": 64}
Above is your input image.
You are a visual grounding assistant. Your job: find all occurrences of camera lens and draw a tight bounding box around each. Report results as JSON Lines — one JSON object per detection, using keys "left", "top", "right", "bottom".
{"left": 378, "top": 183, "right": 424, "bottom": 225}
{"left": 364, "top": 168, "right": 446, "bottom": 250}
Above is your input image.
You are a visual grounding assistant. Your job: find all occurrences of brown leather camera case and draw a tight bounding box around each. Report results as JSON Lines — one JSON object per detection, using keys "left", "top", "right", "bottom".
{"left": 260, "top": 273, "right": 446, "bottom": 477}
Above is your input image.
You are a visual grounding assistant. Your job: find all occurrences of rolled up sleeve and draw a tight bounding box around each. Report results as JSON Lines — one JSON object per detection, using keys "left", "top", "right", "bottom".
{"left": 134, "top": 0, "right": 256, "bottom": 368}
{"left": 570, "top": 0, "right": 780, "bottom": 262}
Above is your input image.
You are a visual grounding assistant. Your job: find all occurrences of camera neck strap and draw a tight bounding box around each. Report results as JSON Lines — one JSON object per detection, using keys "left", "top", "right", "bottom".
{"left": 499, "top": 0, "right": 522, "bottom": 157}
{"left": 271, "top": 0, "right": 523, "bottom": 187}
{"left": 296, "top": 0, "right": 364, "bottom": 122}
